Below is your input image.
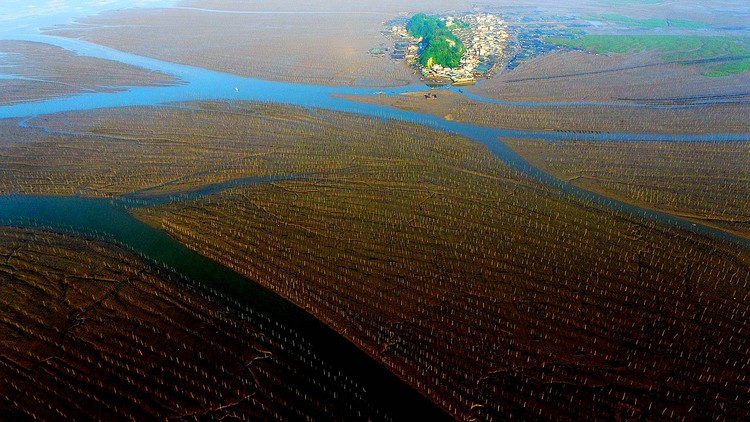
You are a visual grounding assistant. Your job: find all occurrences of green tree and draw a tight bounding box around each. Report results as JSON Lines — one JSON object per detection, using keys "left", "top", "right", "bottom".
{"left": 406, "top": 13, "right": 443, "bottom": 40}
{"left": 419, "top": 36, "right": 465, "bottom": 68}
{"left": 407, "top": 13, "right": 466, "bottom": 68}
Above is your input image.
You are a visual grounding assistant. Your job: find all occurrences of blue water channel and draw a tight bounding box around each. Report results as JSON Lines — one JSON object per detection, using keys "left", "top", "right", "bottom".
{"left": 4, "top": 33, "right": 746, "bottom": 247}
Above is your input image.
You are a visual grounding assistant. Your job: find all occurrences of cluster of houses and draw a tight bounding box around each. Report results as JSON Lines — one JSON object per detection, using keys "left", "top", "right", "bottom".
{"left": 388, "top": 37, "right": 419, "bottom": 61}
{"left": 386, "top": 13, "right": 508, "bottom": 85}
{"left": 452, "top": 14, "right": 508, "bottom": 75}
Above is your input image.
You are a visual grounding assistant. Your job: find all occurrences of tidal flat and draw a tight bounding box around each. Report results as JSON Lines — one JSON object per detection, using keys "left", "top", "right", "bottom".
{"left": 0, "top": 227, "right": 396, "bottom": 420}
{"left": 0, "top": 40, "right": 176, "bottom": 105}
{"left": 5, "top": 101, "right": 750, "bottom": 418}
{"left": 340, "top": 89, "right": 750, "bottom": 134}
{"left": 504, "top": 137, "right": 750, "bottom": 237}
{"left": 3, "top": 0, "right": 750, "bottom": 419}
{"left": 43, "top": 0, "right": 465, "bottom": 87}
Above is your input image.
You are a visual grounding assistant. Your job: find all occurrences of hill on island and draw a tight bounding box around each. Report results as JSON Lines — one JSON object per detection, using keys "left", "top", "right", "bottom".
{"left": 407, "top": 13, "right": 465, "bottom": 68}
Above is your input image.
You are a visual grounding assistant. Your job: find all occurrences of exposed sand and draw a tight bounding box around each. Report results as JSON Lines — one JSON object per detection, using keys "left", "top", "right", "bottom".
{"left": 470, "top": 50, "right": 750, "bottom": 103}
{"left": 340, "top": 89, "right": 750, "bottom": 133}
{"left": 37, "top": 0, "right": 750, "bottom": 96}
{"left": 44, "top": 0, "right": 472, "bottom": 87}
{"left": 504, "top": 137, "right": 750, "bottom": 237}
{"left": 0, "top": 40, "right": 176, "bottom": 105}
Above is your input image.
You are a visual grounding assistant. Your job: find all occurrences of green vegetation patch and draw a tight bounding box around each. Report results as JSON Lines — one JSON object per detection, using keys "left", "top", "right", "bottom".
{"left": 703, "top": 58, "right": 750, "bottom": 77}
{"left": 546, "top": 35, "right": 750, "bottom": 76}
{"left": 407, "top": 13, "right": 466, "bottom": 68}
{"left": 598, "top": 13, "right": 705, "bottom": 28}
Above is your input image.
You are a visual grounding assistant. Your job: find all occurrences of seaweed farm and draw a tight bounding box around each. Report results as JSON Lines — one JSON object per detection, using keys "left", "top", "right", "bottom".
{"left": 0, "top": 103, "right": 345, "bottom": 197}
{"left": 130, "top": 103, "right": 750, "bottom": 420}
{"left": 340, "top": 90, "right": 750, "bottom": 133}
{"left": 2, "top": 0, "right": 750, "bottom": 420}
{"left": 0, "top": 227, "right": 398, "bottom": 420}
{"left": 504, "top": 138, "right": 750, "bottom": 237}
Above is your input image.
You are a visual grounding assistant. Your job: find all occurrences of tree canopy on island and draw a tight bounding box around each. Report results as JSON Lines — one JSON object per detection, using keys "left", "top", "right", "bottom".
{"left": 407, "top": 13, "right": 466, "bottom": 68}
{"left": 407, "top": 13, "right": 443, "bottom": 40}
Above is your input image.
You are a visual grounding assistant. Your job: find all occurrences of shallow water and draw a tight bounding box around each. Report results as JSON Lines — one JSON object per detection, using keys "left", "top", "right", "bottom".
{"left": 0, "top": 1, "right": 179, "bottom": 35}
{"left": 0, "top": 27, "right": 747, "bottom": 245}
{"left": 120, "top": 172, "right": 312, "bottom": 206}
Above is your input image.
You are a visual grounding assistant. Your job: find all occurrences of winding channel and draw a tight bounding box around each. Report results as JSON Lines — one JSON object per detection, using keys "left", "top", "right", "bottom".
{"left": 1, "top": 19, "right": 749, "bottom": 419}
{"left": 2, "top": 33, "right": 749, "bottom": 247}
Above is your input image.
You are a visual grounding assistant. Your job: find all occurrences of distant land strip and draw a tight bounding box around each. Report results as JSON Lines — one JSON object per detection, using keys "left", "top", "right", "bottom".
{"left": 503, "top": 55, "right": 750, "bottom": 83}
{"left": 172, "top": 7, "right": 391, "bottom": 15}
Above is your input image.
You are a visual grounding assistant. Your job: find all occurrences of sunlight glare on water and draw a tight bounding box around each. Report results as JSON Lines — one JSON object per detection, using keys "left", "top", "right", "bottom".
{"left": 0, "top": 0, "right": 177, "bottom": 33}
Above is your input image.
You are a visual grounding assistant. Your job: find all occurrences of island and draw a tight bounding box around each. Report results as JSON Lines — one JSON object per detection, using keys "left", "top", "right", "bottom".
{"left": 390, "top": 13, "right": 509, "bottom": 86}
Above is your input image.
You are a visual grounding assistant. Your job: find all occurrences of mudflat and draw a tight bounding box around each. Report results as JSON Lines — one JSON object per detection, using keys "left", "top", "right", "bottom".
{"left": 0, "top": 227, "right": 391, "bottom": 420}
{"left": 0, "top": 40, "right": 176, "bottom": 105}
{"left": 45, "top": 0, "right": 472, "bottom": 86}
{"left": 340, "top": 89, "right": 750, "bottom": 134}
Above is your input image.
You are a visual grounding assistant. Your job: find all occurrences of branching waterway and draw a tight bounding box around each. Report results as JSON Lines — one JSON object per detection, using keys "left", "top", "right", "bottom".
{"left": 2, "top": 33, "right": 748, "bottom": 245}
{"left": 2, "top": 12, "right": 750, "bottom": 419}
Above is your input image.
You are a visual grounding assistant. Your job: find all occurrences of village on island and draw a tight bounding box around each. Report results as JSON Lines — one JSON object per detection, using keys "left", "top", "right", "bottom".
{"left": 373, "top": 13, "right": 509, "bottom": 86}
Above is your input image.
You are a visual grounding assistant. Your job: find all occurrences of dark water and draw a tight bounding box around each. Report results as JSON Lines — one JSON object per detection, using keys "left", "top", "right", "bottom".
{"left": 0, "top": 194, "right": 453, "bottom": 420}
